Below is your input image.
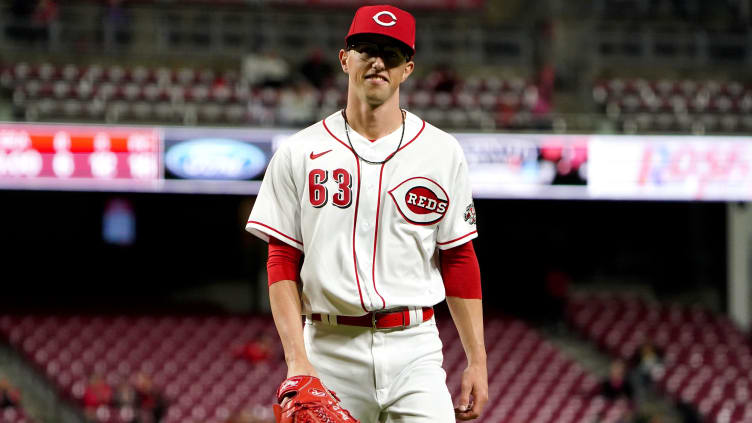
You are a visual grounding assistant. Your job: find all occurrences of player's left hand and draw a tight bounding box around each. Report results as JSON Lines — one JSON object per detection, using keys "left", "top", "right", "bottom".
{"left": 454, "top": 362, "right": 488, "bottom": 420}
{"left": 273, "top": 375, "right": 360, "bottom": 423}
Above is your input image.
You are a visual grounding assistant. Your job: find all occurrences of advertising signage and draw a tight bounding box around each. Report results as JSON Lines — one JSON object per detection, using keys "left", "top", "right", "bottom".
{"left": 0, "top": 124, "right": 160, "bottom": 191}
{"left": 160, "top": 127, "right": 290, "bottom": 195}
{"left": 162, "top": 127, "right": 280, "bottom": 182}
{"left": 588, "top": 136, "right": 752, "bottom": 201}
{"left": 455, "top": 133, "right": 588, "bottom": 199}
{"left": 0, "top": 122, "right": 750, "bottom": 201}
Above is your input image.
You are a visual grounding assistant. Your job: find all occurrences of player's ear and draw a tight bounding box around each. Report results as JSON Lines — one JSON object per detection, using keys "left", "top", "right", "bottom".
{"left": 400, "top": 60, "right": 415, "bottom": 83}
{"left": 339, "top": 49, "right": 349, "bottom": 73}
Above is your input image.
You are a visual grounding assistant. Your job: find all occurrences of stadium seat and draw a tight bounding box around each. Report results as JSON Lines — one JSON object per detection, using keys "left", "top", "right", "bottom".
{"left": 60, "top": 64, "right": 79, "bottom": 82}
{"left": 0, "top": 59, "right": 544, "bottom": 129}
{"left": 595, "top": 76, "right": 750, "bottom": 133}
{"left": 0, "top": 313, "right": 626, "bottom": 423}
{"left": 567, "top": 292, "right": 752, "bottom": 421}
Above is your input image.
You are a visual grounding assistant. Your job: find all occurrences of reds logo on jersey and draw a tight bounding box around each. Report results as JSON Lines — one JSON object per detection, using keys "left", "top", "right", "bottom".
{"left": 388, "top": 177, "right": 449, "bottom": 225}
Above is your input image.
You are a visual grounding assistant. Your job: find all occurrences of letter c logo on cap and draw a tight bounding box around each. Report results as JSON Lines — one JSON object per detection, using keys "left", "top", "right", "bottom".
{"left": 373, "top": 11, "right": 397, "bottom": 27}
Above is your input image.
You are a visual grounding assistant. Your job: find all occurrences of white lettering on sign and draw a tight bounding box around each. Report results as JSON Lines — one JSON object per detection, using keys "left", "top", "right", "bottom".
{"left": 94, "top": 132, "right": 111, "bottom": 151}
{"left": 53, "top": 152, "right": 74, "bottom": 178}
{"left": 129, "top": 153, "right": 157, "bottom": 179}
{"left": 0, "top": 130, "right": 31, "bottom": 150}
{"left": 127, "top": 134, "right": 151, "bottom": 152}
{"left": 90, "top": 151, "right": 117, "bottom": 178}
{"left": 0, "top": 150, "right": 42, "bottom": 177}
{"left": 53, "top": 131, "right": 71, "bottom": 151}
{"left": 589, "top": 136, "right": 752, "bottom": 200}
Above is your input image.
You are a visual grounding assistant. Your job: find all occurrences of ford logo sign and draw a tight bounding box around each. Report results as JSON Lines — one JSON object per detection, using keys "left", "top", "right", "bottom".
{"left": 165, "top": 138, "right": 267, "bottom": 180}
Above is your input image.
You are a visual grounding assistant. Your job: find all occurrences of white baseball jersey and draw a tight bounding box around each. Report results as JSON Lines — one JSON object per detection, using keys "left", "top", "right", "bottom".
{"left": 246, "top": 110, "right": 477, "bottom": 316}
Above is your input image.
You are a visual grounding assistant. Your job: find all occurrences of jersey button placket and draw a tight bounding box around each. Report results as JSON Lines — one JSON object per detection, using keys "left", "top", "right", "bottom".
{"left": 354, "top": 163, "right": 382, "bottom": 310}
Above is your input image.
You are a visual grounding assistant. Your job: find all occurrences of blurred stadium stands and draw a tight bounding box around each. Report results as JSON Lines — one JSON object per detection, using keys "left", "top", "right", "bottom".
{"left": 592, "top": 77, "right": 752, "bottom": 133}
{"left": 0, "top": 0, "right": 749, "bottom": 133}
{"left": 0, "top": 61, "right": 545, "bottom": 130}
{"left": 0, "top": 314, "right": 283, "bottom": 423}
{"left": 3, "top": 291, "right": 748, "bottom": 422}
{"left": 0, "top": 313, "right": 631, "bottom": 423}
{"left": 0, "top": 0, "right": 749, "bottom": 422}
{"left": 0, "top": 406, "right": 37, "bottom": 423}
{"left": 567, "top": 292, "right": 752, "bottom": 423}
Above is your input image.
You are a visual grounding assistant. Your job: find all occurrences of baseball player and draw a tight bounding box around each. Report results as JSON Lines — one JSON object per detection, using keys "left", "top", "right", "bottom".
{"left": 246, "top": 4, "right": 487, "bottom": 422}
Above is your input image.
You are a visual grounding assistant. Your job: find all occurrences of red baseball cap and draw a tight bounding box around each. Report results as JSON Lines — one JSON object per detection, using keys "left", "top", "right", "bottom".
{"left": 345, "top": 5, "right": 416, "bottom": 55}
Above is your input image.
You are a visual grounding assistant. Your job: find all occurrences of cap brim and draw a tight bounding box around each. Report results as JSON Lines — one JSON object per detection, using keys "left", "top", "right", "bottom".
{"left": 345, "top": 33, "right": 415, "bottom": 57}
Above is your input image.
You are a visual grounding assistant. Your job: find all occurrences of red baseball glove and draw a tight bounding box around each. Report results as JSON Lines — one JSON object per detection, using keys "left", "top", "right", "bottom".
{"left": 273, "top": 375, "right": 360, "bottom": 423}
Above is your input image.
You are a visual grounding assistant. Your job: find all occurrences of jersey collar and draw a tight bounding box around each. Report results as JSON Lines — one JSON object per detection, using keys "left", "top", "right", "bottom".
{"left": 323, "top": 110, "right": 424, "bottom": 163}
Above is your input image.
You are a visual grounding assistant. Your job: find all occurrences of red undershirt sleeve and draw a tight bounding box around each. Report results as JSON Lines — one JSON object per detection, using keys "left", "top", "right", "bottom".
{"left": 440, "top": 241, "right": 482, "bottom": 299}
{"left": 267, "top": 236, "right": 303, "bottom": 286}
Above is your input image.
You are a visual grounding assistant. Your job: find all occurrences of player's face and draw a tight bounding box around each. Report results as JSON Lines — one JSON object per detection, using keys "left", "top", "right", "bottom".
{"left": 339, "top": 36, "right": 414, "bottom": 107}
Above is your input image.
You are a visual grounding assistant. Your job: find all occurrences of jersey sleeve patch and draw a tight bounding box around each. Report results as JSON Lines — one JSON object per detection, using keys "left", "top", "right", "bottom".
{"left": 463, "top": 202, "right": 477, "bottom": 225}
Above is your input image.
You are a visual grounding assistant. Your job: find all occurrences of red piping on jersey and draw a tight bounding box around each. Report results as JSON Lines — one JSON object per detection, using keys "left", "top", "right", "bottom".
{"left": 398, "top": 119, "right": 426, "bottom": 152}
{"left": 323, "top": 113, "right": 425, "bottom": 312}
{"left": 247, "top": 220, "right": 303, "bottom": 246}
{"left": 321, "top": 114, "right": 426, "bottom": 155}
{"left": 371, "top": 163, "right": 387, "bottom": 310}
{"left": 350, "top": 158, "right": 368, "bottom": 312}
{"left": 437, "top": 230, "right": 478, "bottom": 246}
{"left": 323, "top": 116, "right": 367, "bottom": 311}
{"left": 322, "top": 117, "right": 353, "bottom": 152}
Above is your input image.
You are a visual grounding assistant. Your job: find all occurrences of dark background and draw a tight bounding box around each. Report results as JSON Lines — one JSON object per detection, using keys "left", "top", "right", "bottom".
{"left": 0, "top": 190, "right": 727, "bottom": 317}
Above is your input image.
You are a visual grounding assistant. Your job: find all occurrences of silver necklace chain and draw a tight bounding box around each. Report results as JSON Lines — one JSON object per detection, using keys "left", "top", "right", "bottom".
{"left": 341, "top": 109, "right": 406, "bottom": 166}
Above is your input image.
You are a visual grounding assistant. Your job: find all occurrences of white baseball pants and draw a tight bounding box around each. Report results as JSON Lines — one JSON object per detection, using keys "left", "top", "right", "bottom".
{"left": 303, "top": 316, "right": 455, "bottom": 423}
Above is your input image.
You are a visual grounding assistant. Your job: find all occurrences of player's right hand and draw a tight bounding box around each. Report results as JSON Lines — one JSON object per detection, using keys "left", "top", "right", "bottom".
{"left": 454, "top": 363, "right": 488, "bottom": 420}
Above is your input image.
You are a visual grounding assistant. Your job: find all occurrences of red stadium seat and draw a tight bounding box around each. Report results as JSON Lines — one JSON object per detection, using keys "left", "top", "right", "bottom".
{"left": 107, "top": 66, "right": 126, "bottom": 83}
{"left": 122, "top": 83, "right": 142, "bottom": 101}
{"left": 60, "top": 64, "right": 79, "bottom": 82}
{"left": 130, "top": 66, "right": 150, "bottom": 84}
{"left": 52, "top": 81, "right": 71, "bottom": 99}
{"left": 13, "top": 62, "right": 32, "bottom": 80}
{"left": 82, "top": 65, "right": 104, "bottom": 83}
{"left": 198, "top": 68, "right": 216, "bottom": 85}
{"left": 177, "top": 68, "right": 196, "bottom": 86}
{"left": 567, "top": 292, "right": 752, "bottom": 419}
{"left": 38, "top": 63, "right": 57, "bottom": 81}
